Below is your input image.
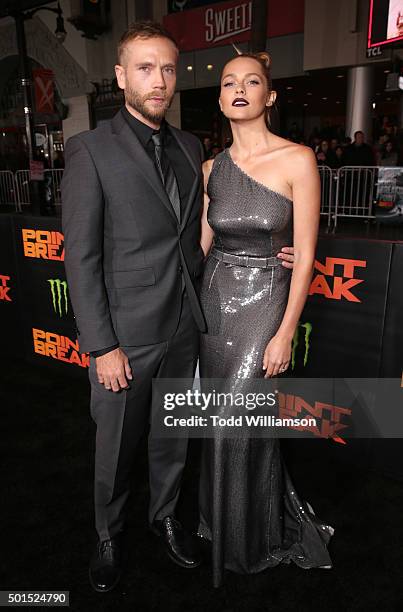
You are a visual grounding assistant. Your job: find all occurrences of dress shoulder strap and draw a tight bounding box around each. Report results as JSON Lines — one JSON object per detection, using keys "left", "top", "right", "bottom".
{"left": 208, "top": 150, "right": 227, "bottom": 180}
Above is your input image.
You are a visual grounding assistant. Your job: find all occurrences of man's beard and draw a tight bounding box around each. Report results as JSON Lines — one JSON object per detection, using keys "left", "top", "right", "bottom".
{"left": 125, "top": 84, "right": 172, "bottom": 123}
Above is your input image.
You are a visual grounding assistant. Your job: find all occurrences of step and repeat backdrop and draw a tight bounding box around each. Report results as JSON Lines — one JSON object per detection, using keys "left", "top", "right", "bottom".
{"left": 0, "top": 215, "right": 20, "bottom": 355}
{"left": 1, "top": 214, "right": 402, "bottom": 378}
{"left": 1, "top": 215, "right": 87, "bottom": 376}
{"left": 1, "top": 214, "right": 403, "bottom": 475}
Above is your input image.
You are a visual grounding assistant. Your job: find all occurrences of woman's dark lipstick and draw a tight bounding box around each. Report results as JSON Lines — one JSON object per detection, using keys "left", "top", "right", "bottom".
{"left": 232, "top": 98, "right": 249, "bottom": 107}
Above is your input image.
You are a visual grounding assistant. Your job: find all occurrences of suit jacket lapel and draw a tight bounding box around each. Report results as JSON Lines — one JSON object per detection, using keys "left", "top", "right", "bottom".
{"left": 111, "top": 109, "right": 177, "bottom": 223}
{"left": 168, "top": 125, "right": 200, "bottom": 230}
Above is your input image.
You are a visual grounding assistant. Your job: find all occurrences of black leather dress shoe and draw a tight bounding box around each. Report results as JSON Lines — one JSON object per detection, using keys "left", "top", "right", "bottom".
{"left": 151, "top": 516, "right": 202, "bottom": 569}
{"left": 89, "top": 536, "right": 122, "bottom": 593}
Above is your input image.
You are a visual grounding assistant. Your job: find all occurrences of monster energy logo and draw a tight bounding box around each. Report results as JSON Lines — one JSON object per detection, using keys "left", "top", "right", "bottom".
{"left": 48, "top": 279, "right": 68, "bottom": 317}
{"left": 291, "top": 321, "right": 312, "bottom": 370}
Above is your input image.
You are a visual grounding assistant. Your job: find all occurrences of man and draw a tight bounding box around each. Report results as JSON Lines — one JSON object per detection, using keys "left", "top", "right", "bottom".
{"left": 326, "top": 138, "right": 339, "bottom": 168}
{"left": 344, "top": 131, "right": 375, "bottom": 166}
{"left": 62, "top": 21, "right": 295, "bottom": 593}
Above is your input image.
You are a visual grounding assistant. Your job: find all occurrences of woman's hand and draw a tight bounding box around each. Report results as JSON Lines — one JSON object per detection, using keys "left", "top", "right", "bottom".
{"left": 262, "top": 334, "right": 292, "bottom": 378}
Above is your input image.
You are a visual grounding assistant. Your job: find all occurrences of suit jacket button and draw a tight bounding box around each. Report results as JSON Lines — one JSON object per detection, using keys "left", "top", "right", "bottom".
{"left": 178, "top": 265, "right": 182, "bottom": 272}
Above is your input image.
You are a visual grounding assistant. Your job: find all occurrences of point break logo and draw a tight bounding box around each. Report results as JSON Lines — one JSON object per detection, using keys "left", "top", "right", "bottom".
{"left": 309, "top": 257, "right": 367, "bottom": 302}
{"left": 33, "top": 328, "right": 89, "bottom": 368}
{"left": 22, "top": 228, "right": 64, "bottom": 260}
{"left": 0, "top": 275, "right": 12, "bottom": 301}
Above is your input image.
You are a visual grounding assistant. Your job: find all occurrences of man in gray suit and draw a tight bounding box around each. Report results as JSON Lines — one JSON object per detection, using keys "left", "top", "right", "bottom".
{"left": 62, "top": 21, "right": 207, "bottom": 593}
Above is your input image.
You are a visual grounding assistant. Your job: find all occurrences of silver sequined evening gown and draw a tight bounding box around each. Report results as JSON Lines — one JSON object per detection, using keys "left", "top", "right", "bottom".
{"left": 198, "top": 149, "right": 334, "bottom": 587}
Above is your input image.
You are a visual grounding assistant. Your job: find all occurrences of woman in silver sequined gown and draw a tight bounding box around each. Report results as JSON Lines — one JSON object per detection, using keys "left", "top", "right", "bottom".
{"left": 197, "top": 53, "right": 333, "bottom": 587}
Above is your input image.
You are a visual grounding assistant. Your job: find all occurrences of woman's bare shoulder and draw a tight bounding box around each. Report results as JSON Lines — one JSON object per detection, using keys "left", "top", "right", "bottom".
{"left": 272, "top": 140, "right": 316, "bottom": 175}
{"left": 270, "top": 135, "right": 313, "bottom": 158}
{"left": 287, "top": 143, "right": 317, "bottom": 169}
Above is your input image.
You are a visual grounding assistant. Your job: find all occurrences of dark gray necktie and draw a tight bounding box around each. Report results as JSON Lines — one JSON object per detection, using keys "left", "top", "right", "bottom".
{"left": 152, "top": 132, "right": 181, "bottom": 223}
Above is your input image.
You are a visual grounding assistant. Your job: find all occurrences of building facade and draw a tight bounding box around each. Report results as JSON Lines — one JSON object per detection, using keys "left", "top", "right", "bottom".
{"left": 0, "top": 0, "right": 401, "bottom": 170}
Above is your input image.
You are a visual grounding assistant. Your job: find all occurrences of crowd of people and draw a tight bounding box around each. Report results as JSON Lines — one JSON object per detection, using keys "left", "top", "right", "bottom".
{"left": 311, "top": 131, "right": 400, "bottom": 168}
{"left": 312, "top": 132, "right": 376, "bottom": 168}
{"left": 203, "top": 116, "right": 402, "bottom": 168}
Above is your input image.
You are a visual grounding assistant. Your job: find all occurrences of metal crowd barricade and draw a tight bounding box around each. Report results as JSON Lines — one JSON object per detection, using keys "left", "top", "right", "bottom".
{"left": 0, "top": 170, "right": 19, "bottom": 211}
{"left": 44, "top": 169, "right": 63, "bottom": 206}
{"left": 317, "top": 165, "right": 333, "bottom": 231}
{"left": 15, "top": 169, "right": 31, "bottom": 210}
{"left": 333, "top": 166, "right": 378, "bottom": 231}
{"left": 7, "top": 166, "right": 396, "bottom": 236}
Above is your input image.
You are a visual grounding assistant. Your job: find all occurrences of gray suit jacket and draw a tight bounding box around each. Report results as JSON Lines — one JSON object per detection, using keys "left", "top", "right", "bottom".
{"left": 61, "top": 108, "right": 206, "bottom": 354}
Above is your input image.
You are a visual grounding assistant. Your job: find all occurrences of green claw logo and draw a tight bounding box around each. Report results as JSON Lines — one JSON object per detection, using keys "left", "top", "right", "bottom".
{"left": 47, "top": 279, "right": 68, "bottom": 317}
{"left": 291, "top": 321, "right": 312, "bottom": 369}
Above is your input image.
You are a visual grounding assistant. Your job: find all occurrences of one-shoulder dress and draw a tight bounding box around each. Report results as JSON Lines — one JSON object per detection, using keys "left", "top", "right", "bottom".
{"left": 198, "top": 149, "right": 334, "bottom": 587}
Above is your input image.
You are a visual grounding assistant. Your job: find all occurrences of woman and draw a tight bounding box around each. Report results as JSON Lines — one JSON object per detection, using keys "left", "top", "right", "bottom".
{"left": 379, "top": 141, "right": 398, "bottom": 166}
{"left": 333, "top": 145, "right": 345, "bottom": 168}
{"left": 316, "top": 139, "right": 330, "bottom": 165}
{"left": 197, "top": 52, "right": 333, "bottom": 587}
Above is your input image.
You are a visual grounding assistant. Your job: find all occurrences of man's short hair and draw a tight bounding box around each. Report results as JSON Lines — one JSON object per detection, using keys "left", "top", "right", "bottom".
{"left": 354, "top": 130, "right": 364, "bottom": 138}
{"left": 117, "top": 20, "right": 178, "bottom": 64}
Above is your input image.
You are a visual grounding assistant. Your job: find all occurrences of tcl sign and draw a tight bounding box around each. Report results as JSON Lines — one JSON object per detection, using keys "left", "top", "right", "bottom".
{"left": 309, "top": 257, "right": 367, "bottom": 302}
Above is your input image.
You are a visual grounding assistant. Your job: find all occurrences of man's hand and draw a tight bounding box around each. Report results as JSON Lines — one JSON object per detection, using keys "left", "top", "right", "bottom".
{"left": 96, "top": 347, "right": 132, "bottom": 392}
{"left": 277, "top": 246, "right": 295, "bottom": 270}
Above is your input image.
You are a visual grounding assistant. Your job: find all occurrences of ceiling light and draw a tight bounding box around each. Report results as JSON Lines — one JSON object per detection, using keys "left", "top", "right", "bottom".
{"left": 187, "top": 65, "right": 193, "bottom": 71}
{"left": 206, "top": 64, "right": 213, "bottom": 70}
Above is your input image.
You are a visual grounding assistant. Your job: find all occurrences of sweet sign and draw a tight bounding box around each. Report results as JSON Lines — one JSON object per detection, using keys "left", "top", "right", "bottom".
{"left": 163, "top": 0, "right": 304, "bottom": 52}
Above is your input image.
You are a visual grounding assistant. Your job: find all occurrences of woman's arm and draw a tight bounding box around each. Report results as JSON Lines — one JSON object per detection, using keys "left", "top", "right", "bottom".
{"left": 263, "top": 146, "right": 320, "bottom": 377}
{"left": 200, "top": 160, "right": 215, "bottom": 257}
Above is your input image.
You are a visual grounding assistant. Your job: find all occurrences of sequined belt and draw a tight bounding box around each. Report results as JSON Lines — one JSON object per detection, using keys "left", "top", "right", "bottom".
{"left": 210, "top": 247, "right": 281, "bottom": 269}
